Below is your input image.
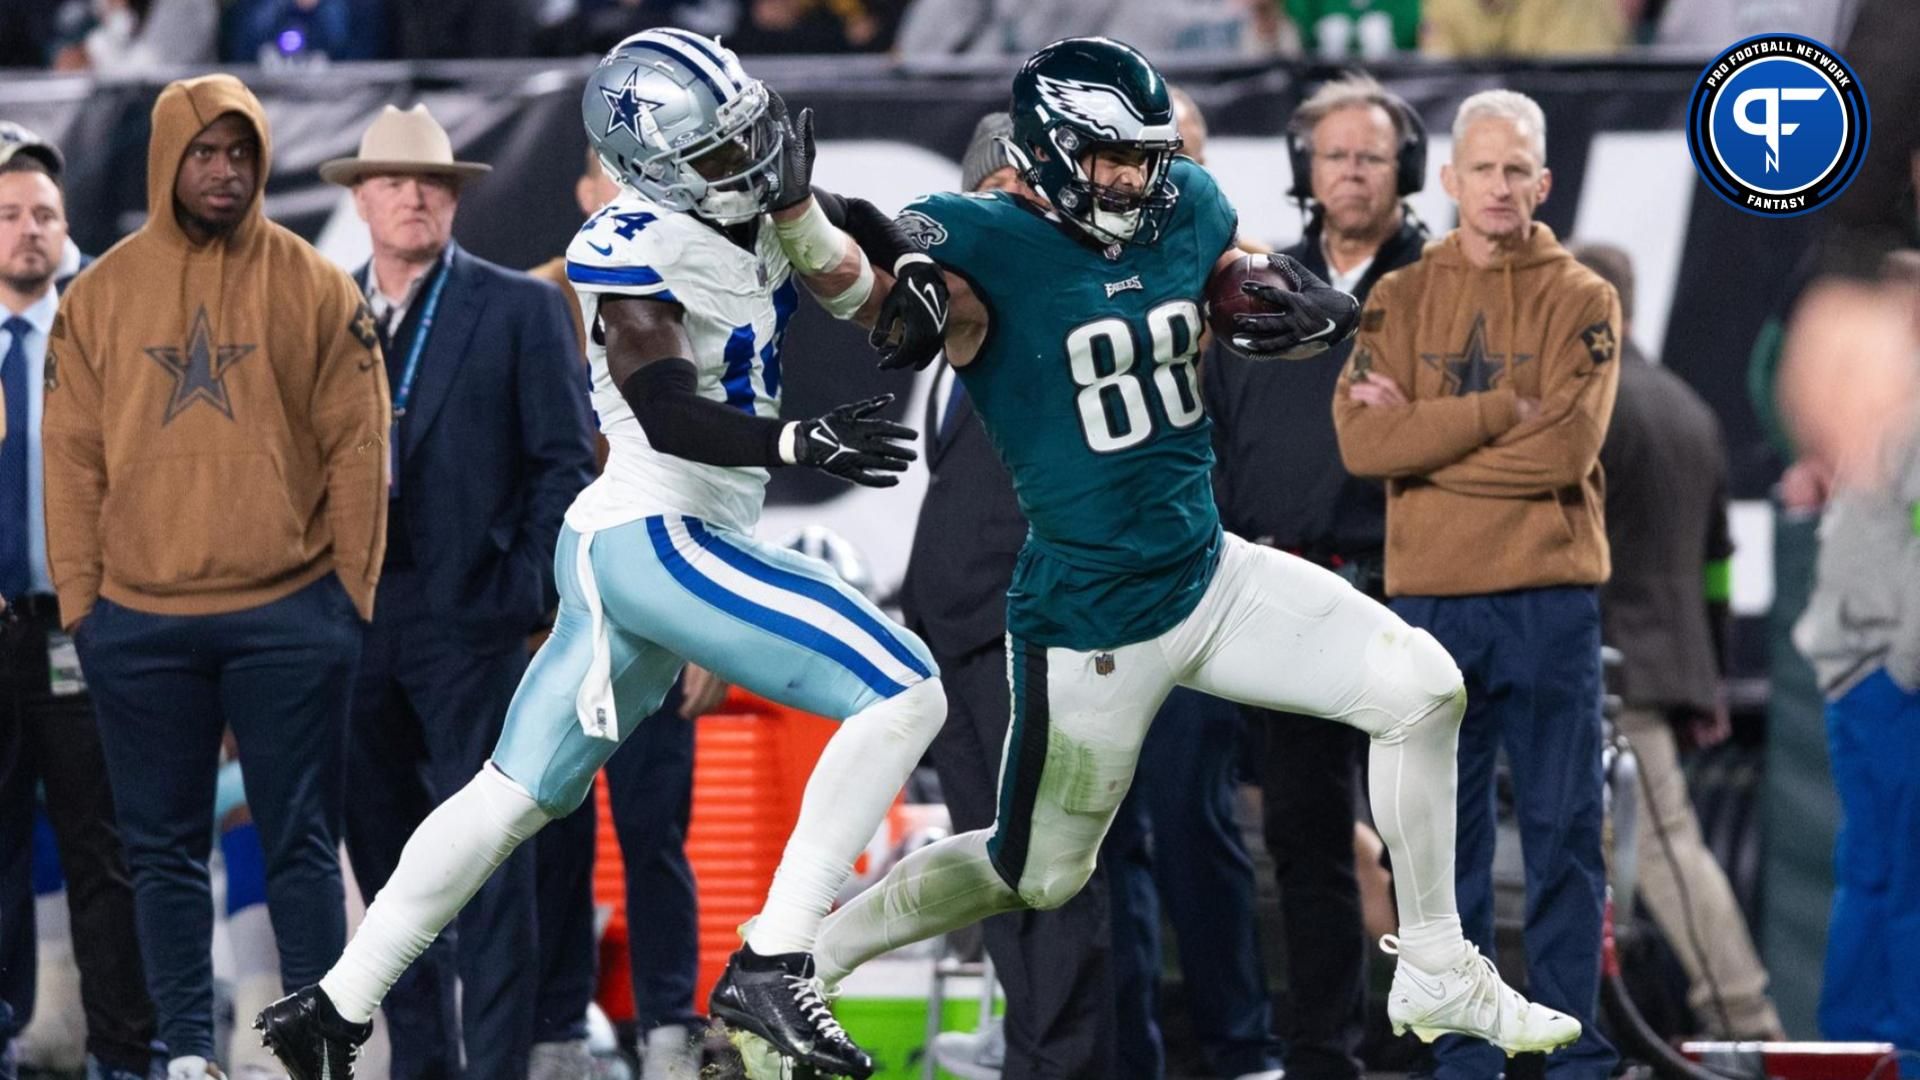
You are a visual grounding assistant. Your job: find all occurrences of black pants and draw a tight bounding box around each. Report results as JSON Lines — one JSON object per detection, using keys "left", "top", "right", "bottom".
{"left": 926, "top": 639, "right": 1115, "bottom": 1080}
{"left": 1253, "top": 707, "right": 1369, "bottom": 1080}
{"left": 535, "top": 676, "right": 700, "bottom": 1042}
{"left": 344, "top": 570, "right": 537, "bottom": 1080}
{"left": 77, "top": 577, "right": 362, "bottom": 1062}
{"left": 0, "top": 599, "right": 155, "bottom": 1073}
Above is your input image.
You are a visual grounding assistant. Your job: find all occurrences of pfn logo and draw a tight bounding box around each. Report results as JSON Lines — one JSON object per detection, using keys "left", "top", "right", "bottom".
{"left": 1687, "top": 33, "right": 1868, "bottom": 218}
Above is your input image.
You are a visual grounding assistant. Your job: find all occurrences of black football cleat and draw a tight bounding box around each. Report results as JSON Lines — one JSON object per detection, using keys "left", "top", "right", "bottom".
{"left": 710, "top": 948, "right": 873, "bottom": 1079}
{"left": 253, "top": 985, "right": 372, "bottom": 1080}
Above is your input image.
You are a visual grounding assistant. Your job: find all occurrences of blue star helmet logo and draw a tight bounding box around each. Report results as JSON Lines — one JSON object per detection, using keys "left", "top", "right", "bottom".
{"left": 602, "top": 68, "right": 663, "bottom": 145}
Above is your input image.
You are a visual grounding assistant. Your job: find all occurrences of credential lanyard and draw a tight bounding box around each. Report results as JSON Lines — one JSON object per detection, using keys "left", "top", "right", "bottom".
{"left": 391, "top": 263, "right": 450, "bottom": 419}
{"left": 382, "top": 262, "right": 450, "bottom": 497}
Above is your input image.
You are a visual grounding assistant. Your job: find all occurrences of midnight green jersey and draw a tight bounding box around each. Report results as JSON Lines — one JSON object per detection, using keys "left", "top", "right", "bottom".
{"left": 905, "top": 158, "right": 1239, "bottom": 649}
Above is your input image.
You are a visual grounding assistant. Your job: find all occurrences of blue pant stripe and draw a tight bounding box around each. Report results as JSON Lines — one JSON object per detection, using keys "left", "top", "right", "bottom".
{"left": 645, "top": 517, "right": 907, "bottom": 699}
{"left": 686, "top": 518, "right": 931, "bottom": 680}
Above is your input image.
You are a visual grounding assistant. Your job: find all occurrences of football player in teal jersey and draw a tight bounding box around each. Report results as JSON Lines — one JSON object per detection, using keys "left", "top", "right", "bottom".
{"left": 747, "top": 36, "right": 1583, "bottom": 1076}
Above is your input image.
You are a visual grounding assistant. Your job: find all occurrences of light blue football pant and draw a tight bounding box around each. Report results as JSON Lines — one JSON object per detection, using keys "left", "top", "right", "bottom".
{"left": 492, "top": 514, "right": 937, "bottom": 817}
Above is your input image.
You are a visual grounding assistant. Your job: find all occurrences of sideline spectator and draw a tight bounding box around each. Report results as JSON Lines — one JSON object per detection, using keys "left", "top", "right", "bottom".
{"left": 44, "top": 73, "right": 386, "bottom": 1080}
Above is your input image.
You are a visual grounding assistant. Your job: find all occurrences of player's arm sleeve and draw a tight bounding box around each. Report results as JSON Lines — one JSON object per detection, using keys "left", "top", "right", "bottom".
{"left": 1331, "top": 276, "right": 1524, "bottom": 478}
{"left": 310, "top": 270, "right": 393, "bottom": 621}
{"left": 1424, "top": 283, "right": 1622, "bottom": 497}
{"left": 1175, "top": 157, "right": 1240, "bottom": 265}
{"left": 40, "top": 295, "right": 107, "bottom": 629}
{"left": 512, "top": 280, "right": 598, "bottom": 613}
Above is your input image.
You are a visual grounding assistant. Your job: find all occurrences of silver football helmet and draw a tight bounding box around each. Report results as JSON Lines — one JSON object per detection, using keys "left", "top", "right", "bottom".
{"left": 582, "top": 28, "right": 783, "bottom": 225}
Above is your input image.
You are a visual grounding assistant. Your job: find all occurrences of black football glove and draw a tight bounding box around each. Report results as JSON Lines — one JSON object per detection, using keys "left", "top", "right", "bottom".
{"left": 788, "top": 394, "right": 918, "bottom": 487}
{"left": 766, "top": 89, "right": 815, "bottom": 213}
{"left": 1231, "top": 253, "right": 1360, "bottom": 360}
{"left": 871, "top": 254, "right": 950, "bottom": 370}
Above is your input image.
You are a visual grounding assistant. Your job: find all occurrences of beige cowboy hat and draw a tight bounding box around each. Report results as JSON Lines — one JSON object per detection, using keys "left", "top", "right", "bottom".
{"left": 319, "top": 104, "right": 491, "bottom": 186}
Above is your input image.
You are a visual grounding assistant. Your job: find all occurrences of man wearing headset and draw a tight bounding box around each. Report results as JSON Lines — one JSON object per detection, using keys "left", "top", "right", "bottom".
{"left": 1201, "top": 72, "right": 1431, "bottom": 1080}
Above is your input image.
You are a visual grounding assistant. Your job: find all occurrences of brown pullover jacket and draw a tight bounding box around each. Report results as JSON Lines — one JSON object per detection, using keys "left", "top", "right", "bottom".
{"left": 1332, "top": 223, "right": 1621, "bottom": 598}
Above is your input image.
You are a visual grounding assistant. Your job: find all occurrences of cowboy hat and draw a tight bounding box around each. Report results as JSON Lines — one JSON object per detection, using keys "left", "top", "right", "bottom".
{"left": 319, "top": 104, "right": 491, "bottom": 186}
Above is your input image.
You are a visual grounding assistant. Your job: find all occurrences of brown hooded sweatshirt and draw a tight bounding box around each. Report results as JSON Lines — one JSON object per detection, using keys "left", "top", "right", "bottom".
{"left": 43, "top": 74, "right": 389, "bottom": 628}
{"left": 1331, "top": 222, "right": 1621, "bottom": 598}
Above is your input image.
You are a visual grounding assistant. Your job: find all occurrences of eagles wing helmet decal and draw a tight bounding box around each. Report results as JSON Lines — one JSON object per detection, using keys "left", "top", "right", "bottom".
{"left": 1034, "top": 73, "right": 1147, "bottom": 141}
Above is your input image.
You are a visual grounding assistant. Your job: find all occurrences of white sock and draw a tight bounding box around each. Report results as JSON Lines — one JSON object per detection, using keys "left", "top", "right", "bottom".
{"left": 320, "top": 764, "right": 549, "bottom": 1023}
{"left": 746, "top": 678, "right": 946, "bottom": 957}
{"left": 1367, "top": 687, "right": 1470, "bottom": 972}
{"left": 813, "top": 829, "right": 1023, "bottom": 987}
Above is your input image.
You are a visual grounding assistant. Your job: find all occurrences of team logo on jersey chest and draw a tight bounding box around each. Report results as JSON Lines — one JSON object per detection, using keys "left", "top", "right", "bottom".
{"left": 1104, "top": 275, "right": 1143, "bottom": 298}
{"left": 895, "top": 210, "right": 948, "bottom": 250}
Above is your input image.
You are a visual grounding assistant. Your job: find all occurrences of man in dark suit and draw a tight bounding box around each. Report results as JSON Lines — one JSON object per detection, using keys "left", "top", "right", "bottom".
{"left": 900, "top": 113, "right": 1119, "bottom": 1080}
{"left": 320, "top": 104, "right": 596, "bottom": 1079}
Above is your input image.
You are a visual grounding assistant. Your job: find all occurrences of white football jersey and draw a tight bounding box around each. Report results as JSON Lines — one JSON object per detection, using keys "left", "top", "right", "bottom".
{"left": 563, "top": 192, "right": 797, "bottom": 535}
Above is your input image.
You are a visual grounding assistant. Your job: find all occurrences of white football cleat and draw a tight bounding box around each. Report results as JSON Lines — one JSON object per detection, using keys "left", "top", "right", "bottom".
{"left": 1380, "top": 935, "right": 1582, "bottom": 1056}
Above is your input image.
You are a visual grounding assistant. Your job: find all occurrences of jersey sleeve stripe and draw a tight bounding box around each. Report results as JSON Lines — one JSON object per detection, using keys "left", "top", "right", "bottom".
{"left": 568, "top": 260, "right": 666, "bottom": 287}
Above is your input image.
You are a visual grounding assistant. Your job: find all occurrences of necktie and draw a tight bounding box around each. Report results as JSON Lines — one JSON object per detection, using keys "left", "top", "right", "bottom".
{"left": 0, "top": 316, "right": 31, "bottom": 601}
{"left": 937, "top": 369, "right": 968, "bottom": 443}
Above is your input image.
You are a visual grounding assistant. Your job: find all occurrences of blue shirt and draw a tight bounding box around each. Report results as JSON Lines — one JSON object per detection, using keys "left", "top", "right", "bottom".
{"left": 1, "top": 287, "right": 57, "bottom": 597}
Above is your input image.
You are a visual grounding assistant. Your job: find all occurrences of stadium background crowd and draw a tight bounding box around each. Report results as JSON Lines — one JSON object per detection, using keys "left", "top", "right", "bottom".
{"left": 2, "top": 1, "right": 1918, "bottom": 1079}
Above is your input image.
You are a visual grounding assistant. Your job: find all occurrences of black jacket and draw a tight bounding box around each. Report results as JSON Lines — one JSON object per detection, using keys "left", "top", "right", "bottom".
{"left": 1204, "top": 212, "right": 1427, "bottom": 560}
{"left": 1598, "top": 343, "right": 1732, "bottom": 712}
{"left": 899, "top": 366, "right": 1028, "bottom": 660}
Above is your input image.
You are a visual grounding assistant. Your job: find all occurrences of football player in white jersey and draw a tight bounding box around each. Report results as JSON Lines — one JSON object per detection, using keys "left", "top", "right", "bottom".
{"left": 257, "top": 29, "right": 951, "bottom": 1080}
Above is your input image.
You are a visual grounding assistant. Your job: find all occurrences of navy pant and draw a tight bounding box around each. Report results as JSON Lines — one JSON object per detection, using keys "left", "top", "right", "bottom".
{"left": 77, "top": 576, "right": 362, "bottom": 1062}
{"left": 1393, "top": 588, "right": 1616, "bottom": 1080}
{"left": 344, "top": 569, "right": 537, "bottom": 1080}
{"left": 1818, "top": 668, "right": 1920, "bottom": 1058}
{"left": 535, "top": 676, "right": 700, "bottom": 1042}
{"left": 1108, "top": 687, "right": 1280, "bottom": 1080}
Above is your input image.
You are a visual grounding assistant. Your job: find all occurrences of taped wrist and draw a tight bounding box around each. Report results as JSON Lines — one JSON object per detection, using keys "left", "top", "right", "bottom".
{"left": 773, "top": 195, "right": 845, "bottom": 275}
{"left": 619, "top": 358, "right": 784, "bottom": 467}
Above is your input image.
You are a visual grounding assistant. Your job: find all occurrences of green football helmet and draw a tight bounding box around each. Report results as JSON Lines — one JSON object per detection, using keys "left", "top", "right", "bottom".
{"left": 1007, "top": 37, "right": 1183, "bottom": 247}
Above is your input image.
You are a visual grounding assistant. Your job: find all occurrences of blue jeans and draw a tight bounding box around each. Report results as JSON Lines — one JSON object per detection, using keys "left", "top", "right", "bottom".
{"left": 1393, "top": 588, "right": 1616, "bottom": 1080}
{"left": 1819, "top": 668, "right": 1920, "bottom": 1062}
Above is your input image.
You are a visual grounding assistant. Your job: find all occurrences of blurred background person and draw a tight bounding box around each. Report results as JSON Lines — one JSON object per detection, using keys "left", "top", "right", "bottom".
{"left": 320, "top": 102, "right": 594, "bottom": 1080}
{"left": 0, "top": 123, "right": 158, "bottom": 1080}
{"left": 47, "top": 0, "right": 218, "bottom": 71}
{"left": 1578, "top": 240, "right": 1786, "bottom": 1042}
{"left": 43, "top": 74, "right": 386, "bottom": 1080}
{"left": 1205, "top": 71, "right": 1430, "bottom": 1080}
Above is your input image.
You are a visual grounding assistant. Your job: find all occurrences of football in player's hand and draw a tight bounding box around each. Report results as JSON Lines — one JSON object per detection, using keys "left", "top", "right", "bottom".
{"left": 1204, "top": 253, "right": 1295, "bottom": 340}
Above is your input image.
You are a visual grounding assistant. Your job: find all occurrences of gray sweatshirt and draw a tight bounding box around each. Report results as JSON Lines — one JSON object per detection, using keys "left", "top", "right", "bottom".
{"left": 1794, "top": 409, "right": 1920, "bottom": 698}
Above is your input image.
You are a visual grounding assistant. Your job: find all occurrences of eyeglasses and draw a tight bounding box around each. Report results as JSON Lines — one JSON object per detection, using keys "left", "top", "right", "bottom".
{"left": 1314, "top": 149, "right": 1395, "bottom": 171}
